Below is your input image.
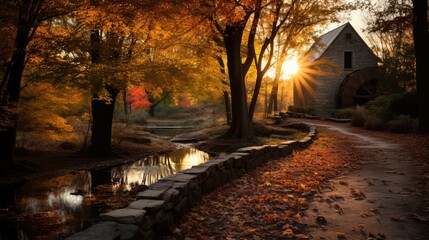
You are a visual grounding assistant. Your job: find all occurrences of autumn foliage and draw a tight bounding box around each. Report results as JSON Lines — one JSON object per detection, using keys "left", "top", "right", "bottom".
{"left": 126, "top": 85, "right": 152, "bottom": 110}
{"left": 178, "top": 95, "right": 191, "bottom": 109}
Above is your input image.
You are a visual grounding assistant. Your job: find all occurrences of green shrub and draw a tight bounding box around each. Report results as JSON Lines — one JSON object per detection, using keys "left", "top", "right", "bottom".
{"left": 331, "top": 108, "right": 355, "bottom": 119}
{"left": 364, "top": 114, "right": 385, "bottom": 130}
{"left": 389, "top": 92, "right": 418, "bottom": 118}
{"left": 344, "top": 93, "right": 418, "bottom": 133}
{"left": 387, "top": 115, "right": 417, "bottom": 133}
{"left": 366, "top": 95, "right": 392, "bottom": 121}
{"left": 350, "top": 106, "right": 366, "bottom": 127}
{"left": 366, "top": 93, "right": 418, "bottom": 122}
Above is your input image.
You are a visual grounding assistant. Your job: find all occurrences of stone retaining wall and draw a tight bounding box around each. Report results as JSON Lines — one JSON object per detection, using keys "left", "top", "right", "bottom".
{"left": 66, "top": 125, "right": 317, "bottom": 240}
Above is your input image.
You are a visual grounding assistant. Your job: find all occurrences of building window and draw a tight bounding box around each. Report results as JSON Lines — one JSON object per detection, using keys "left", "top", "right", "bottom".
{"left": 345, "top": 33, "right": 352, "bottom": 41}
{"left": 344, "top": 52, "right": 353, "bottom": 69}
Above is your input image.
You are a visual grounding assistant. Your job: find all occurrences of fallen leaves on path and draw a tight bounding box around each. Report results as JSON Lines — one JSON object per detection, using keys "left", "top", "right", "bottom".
{"left": 163, "top": 132, "right": 361, "bottom": 239}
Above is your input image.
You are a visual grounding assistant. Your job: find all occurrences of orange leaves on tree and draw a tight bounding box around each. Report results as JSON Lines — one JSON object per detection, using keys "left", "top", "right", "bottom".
{"left": 126, "top": 85, "right": 151, "bottom": 110}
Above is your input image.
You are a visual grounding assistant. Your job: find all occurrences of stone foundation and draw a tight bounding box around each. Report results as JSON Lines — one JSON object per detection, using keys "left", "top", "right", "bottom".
{"left": 66, "top": 125, "right": 317, "bottom": 240}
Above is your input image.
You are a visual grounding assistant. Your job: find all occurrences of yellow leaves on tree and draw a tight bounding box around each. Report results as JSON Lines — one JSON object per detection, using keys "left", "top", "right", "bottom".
{"left": 18, "top": 83, "right": 87, "bottom": 144}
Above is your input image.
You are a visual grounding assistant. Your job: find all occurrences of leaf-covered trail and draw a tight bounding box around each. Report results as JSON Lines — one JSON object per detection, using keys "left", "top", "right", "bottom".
{"left": 164, "top": 122, "right": 429, "bottom": 239}
{"left": 300, "top": 122, "right": 429, "bottom": 240}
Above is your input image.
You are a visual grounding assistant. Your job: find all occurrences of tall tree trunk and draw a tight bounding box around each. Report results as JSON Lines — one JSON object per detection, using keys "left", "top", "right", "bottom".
{"left": 216, "top": 56, "right": 231, "bottom": 125}
{"left": 411, "top": 0, "right": 429, "bottom": 133}
{"left": 267, "top": 79, "right": 279, "bottom": 114}
{"left": 248, "top": 74, "right": 263, "bottom": 121}
{"left": 267, "top": 54, "right": 285, "bottom": 115}
{"left": 0, "top": 126, "right": 16, "bottom": 170}
{"left": 89, "top": 23, "right": 122, "bottom": 155}
{"left": 148, "top": 104, "right": 156, "bottom": 117}
{"left": 0, "top": 1, "right": 39, "bottom": 169}
{"left": 264, "top": 78, "right": 268, "bottom": 118}
{"left": 123, "top": 89, "right": 129, "bottom": 126}
{"left": 223, "top": 24, "right": 254, "bottom": 139}
{"left": 0, "top": 48, "right": 26, "bottom": 170}
{"left": 90, "top": 86, "right": 119, "bottom": 155}
{"left": 148, "top": 92, "right": 168, "bottom": 117}
{"left": 223, "top": 90, "right": 232, "bottom": 125}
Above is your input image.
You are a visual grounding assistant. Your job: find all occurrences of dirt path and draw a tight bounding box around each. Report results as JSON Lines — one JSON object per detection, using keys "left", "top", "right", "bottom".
{"left": 301, "top": 123, "right": 429, "bottom": 240}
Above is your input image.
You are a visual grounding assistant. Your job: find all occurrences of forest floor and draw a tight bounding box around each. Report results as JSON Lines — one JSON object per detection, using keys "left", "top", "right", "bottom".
{"left": 3, "top": 119, "right": 429, "bottom": 239}
{"left": 163, "top": 119, "right": 429, "bottom": 240}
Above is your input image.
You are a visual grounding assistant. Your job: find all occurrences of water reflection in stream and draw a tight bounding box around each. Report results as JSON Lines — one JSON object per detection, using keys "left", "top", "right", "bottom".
{"left": 0, "top": 147, "right": 209, "bottom": 240}
{"left": 112, "top": 147, "right": 209, "bottom": 190}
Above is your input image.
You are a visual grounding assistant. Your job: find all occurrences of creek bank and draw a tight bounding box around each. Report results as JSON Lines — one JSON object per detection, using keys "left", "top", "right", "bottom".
{"left": 0, "top": 133, "right": 177, "bottom": 191}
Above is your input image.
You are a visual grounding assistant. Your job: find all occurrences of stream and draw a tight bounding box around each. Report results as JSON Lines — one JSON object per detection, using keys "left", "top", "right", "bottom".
{"left": 0, "top": 146, "right": 210, "bottom": 240}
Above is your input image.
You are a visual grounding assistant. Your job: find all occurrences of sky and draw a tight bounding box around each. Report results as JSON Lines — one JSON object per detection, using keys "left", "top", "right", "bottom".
{"left": 325, "top": 2, "right": 370, "bottom": 44}
{"left": 349, "top": 9, "right": 368, "bottom": 40}
{"left": 325, "top": 8, "right": 367, "bottom": 37}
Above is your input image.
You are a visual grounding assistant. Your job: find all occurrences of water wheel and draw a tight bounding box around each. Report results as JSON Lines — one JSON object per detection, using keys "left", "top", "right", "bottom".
{"left": 337, "top": 67, "right": 384, "bottom": 108}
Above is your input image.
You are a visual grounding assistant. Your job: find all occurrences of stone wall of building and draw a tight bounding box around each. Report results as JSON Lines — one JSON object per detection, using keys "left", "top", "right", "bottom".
{"left": 295, "top": 24, "right": 379, "bottom": 116}
{"left": 313, "top": 26, "right": 378, "bottom": 116}
{"left": 66, "top": 126, "right": 317, "bottom": 240}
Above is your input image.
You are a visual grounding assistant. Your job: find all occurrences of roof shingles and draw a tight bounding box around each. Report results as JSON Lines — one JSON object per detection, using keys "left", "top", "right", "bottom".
{"left": 306, "top": 23, "right": 349, "bottom": 61}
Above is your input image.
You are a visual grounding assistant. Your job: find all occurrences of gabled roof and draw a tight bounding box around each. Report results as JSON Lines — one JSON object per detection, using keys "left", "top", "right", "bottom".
{"left": 305, "top": 23, "right": 350, "bottom": 61}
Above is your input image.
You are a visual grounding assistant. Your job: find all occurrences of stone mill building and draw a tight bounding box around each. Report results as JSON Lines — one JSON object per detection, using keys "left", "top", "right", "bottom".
{"left": 293, "top": 22, "right": 383, "bottom": 116}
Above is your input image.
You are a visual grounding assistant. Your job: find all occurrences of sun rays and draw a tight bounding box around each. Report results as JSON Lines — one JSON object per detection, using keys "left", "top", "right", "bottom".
{"left": 291, "top": 55, "right": 338, "bottom": 105}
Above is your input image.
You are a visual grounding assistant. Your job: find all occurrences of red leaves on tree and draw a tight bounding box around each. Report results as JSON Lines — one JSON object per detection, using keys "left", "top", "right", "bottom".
{"left": 126, "top": 85, "right": 151, "bottom": 110}
{"left": 178, "top": 95, "right": 191, "bottom": 108}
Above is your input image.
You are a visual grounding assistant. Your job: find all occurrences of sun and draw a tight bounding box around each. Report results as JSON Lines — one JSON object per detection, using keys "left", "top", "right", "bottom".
{"left": 282, "top": 59, "right": 300, "bottom": 79}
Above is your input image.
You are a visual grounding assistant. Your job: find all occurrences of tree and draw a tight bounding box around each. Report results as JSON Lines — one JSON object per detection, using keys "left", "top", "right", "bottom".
{"left": 248, "top": 0, "right": 294, "bottom": 121}
{"left": 360, "top": 0, "right": 429, "bottom": 132}
{"left": 147, "top": 89, "right": 169, "bottom": 117}
{"left": 200, "top": 0, "right": 353, "bottom": 136}
{"left": 0, "top": 0, "right": 76, "bottom": 169}
{"left": 83, "top": 0, "right": 188, "bottom": 154}
{"left": 216, "top": 56, "right": 232, "bottom": 125}
{"left": 361, "top": 0, "right": 415, "bottom": 92}
{"left": 201, "top": 0, "right": 262, "bottom": 139}
{"left": 265, "top": 0, "right": 353, "bottom": 116}
{"left": 83, "top": 0, "right": 224, "bottom": 151}
{"left": 126, "top": 85, "right": 152, "bottom": 111}
{"left": 411, "top": 0, "right": 429, "bottom": 133}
